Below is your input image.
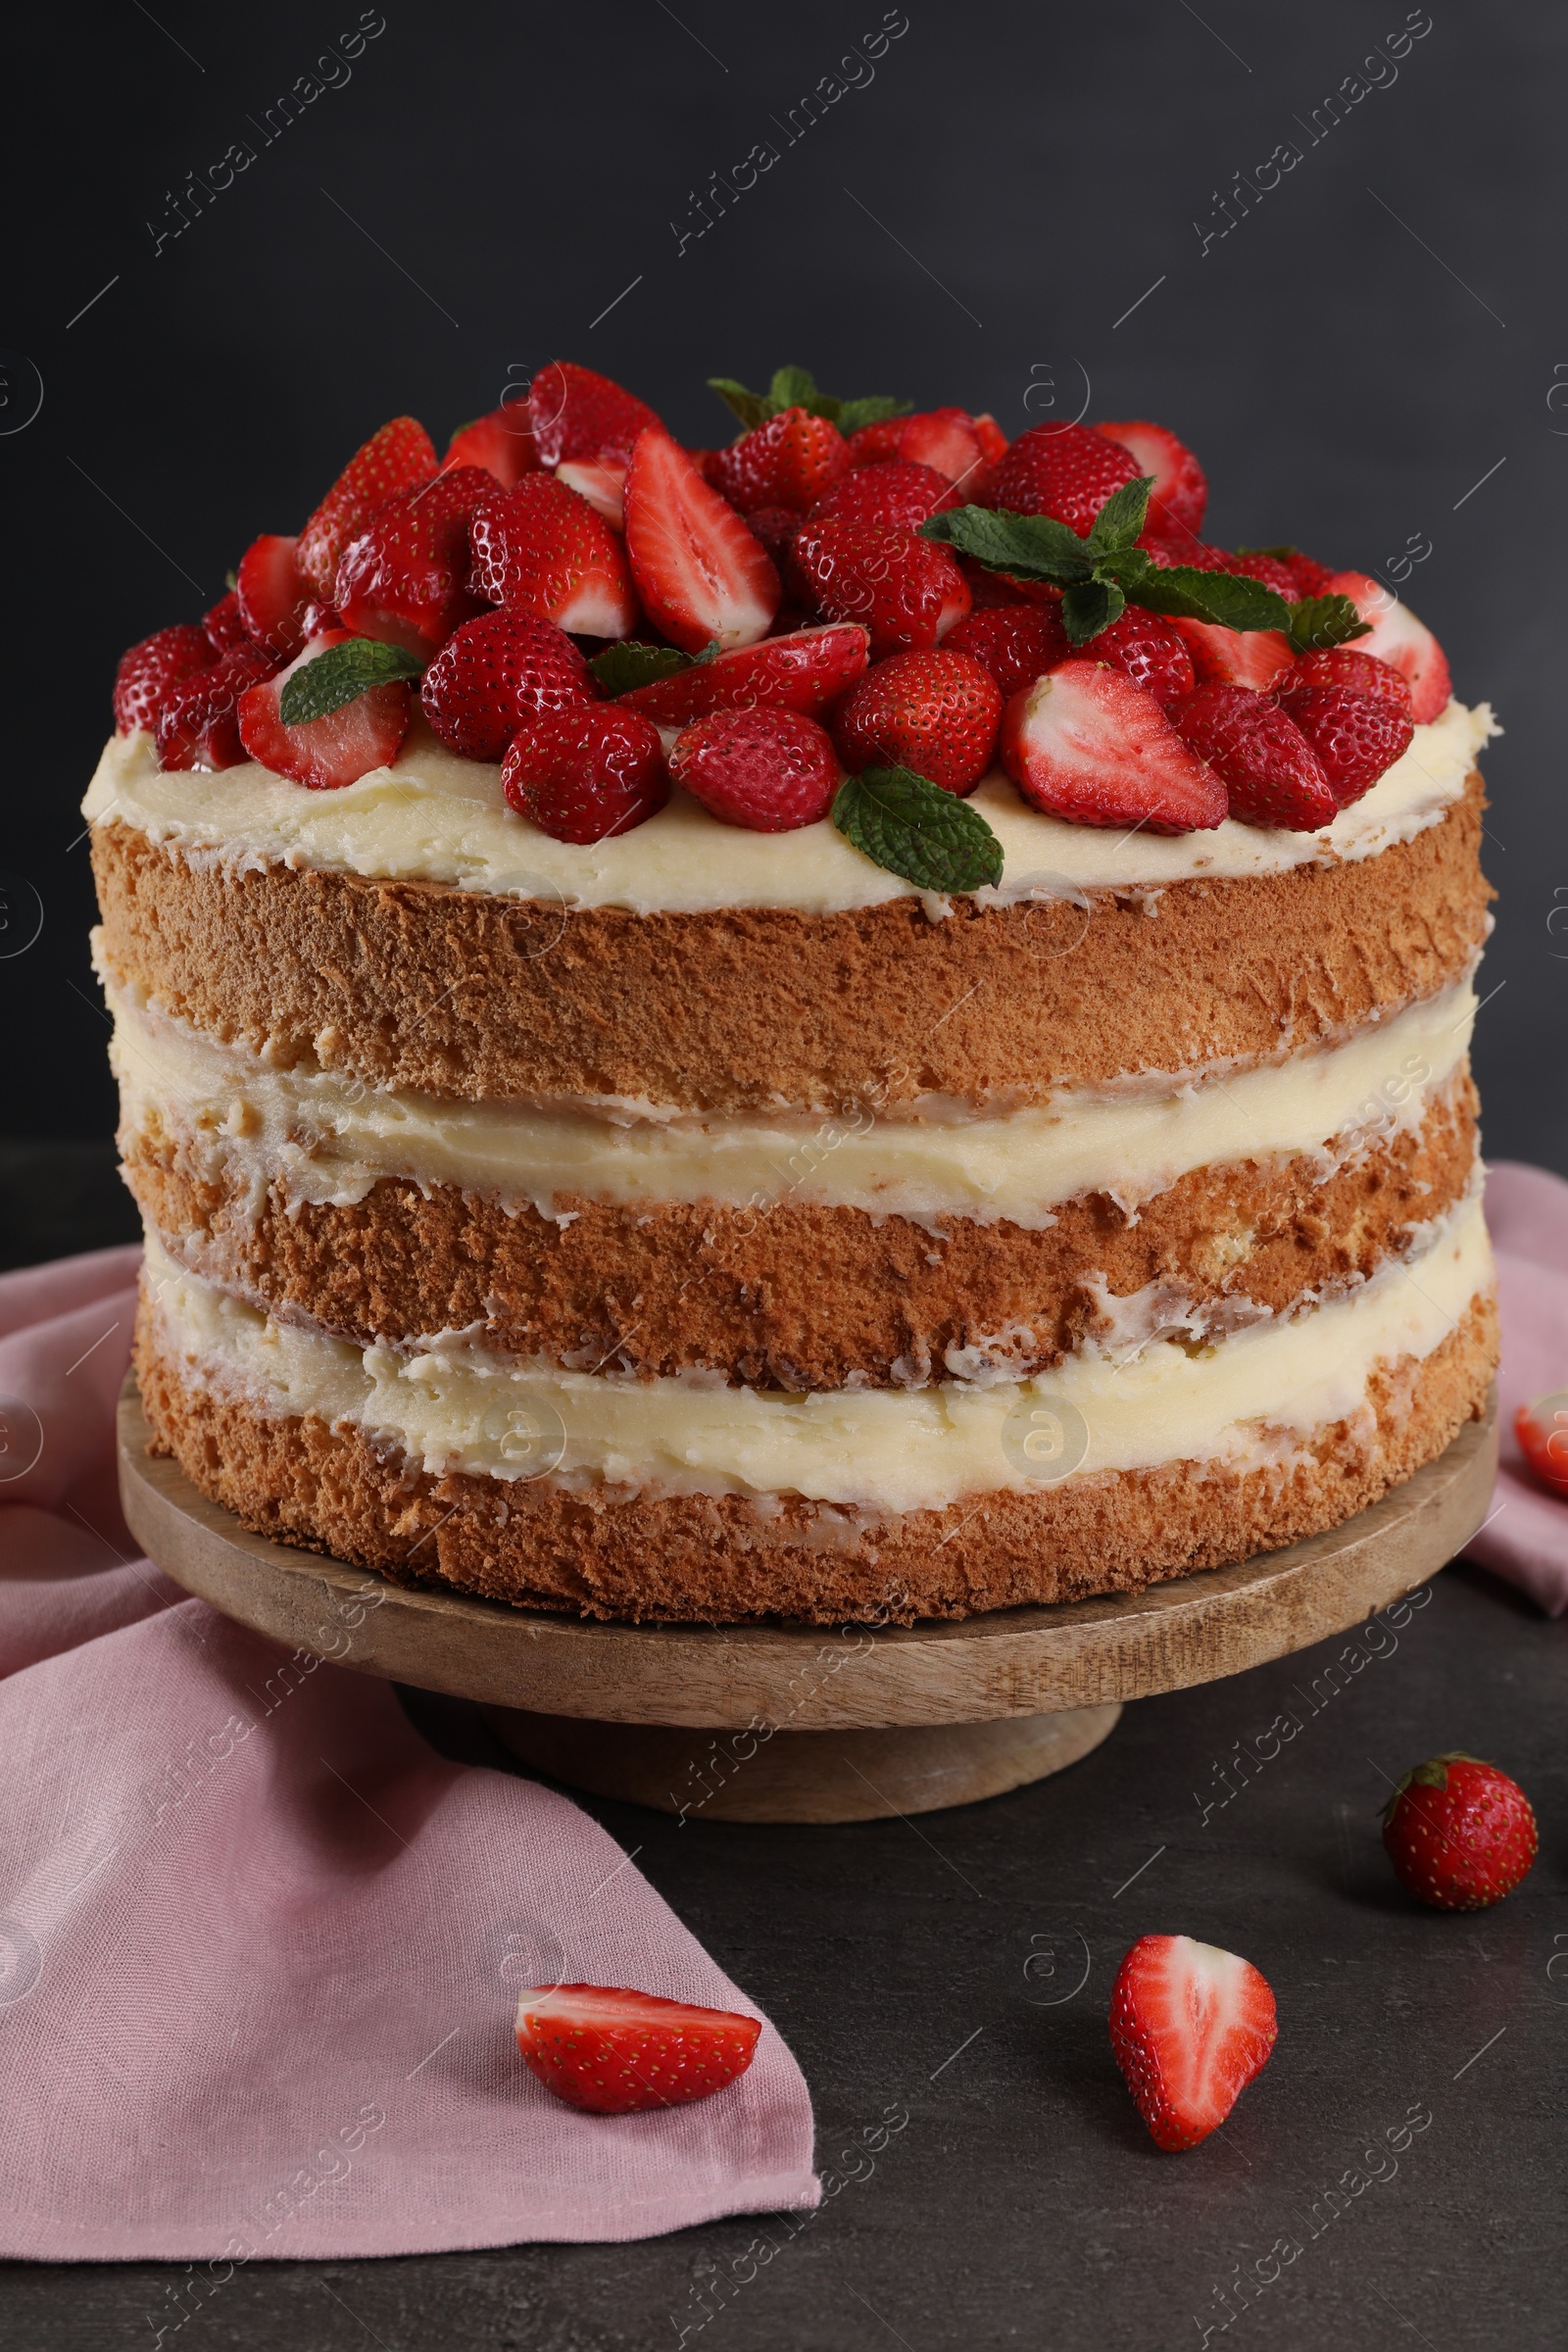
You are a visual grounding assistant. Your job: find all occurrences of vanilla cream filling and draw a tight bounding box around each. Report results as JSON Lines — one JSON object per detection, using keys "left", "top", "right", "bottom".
{"left": 109, "top": 964, "right": 1476, "bottom": 1227}
{"left": 85, "top": 699, "right": 1495, "bottom": 917}
{"left": 142, "top": 1200, "right": 1492, "bottom": 1511}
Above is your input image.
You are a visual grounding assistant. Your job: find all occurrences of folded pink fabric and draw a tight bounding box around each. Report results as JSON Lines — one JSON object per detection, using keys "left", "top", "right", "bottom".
{"left": 1463, "top": 1159, "right": 1568, "bottom": 1615}
{"left": 0, "top": 1246, "right": 817, "bottom": 2262}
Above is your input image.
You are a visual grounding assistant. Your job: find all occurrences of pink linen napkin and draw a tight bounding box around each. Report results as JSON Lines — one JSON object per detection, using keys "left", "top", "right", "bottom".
{"left": 0, "top": 1245, "right": 818, "bottom": 2262}
{"left": 1463, "top": 1158, "right": 1568, "bottom": 1615}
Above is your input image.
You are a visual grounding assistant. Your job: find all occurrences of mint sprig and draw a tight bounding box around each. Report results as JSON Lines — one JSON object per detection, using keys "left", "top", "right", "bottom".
{"left": 590, "top": 641, "right": 693, "bottom": 696}
{"left": 278, "top": 637, "right": 424, "bottom": 724}
{"left": 833, "top": 766, "right": 1003, "bottom": 893}
{"left": 709, "top": 366, "right": 911, "bottom": 437}
{"left": 1283, "top": 594, "right": 1373, "bottom": 654}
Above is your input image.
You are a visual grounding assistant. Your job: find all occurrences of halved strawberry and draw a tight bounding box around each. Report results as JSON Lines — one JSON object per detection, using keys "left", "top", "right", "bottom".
{"left": 810, "top": 460, "right": 960, "bottom": 531}
{"left": 1323, "top": 572, "right": 1452, "bottom": 723}
{"left": 1172, "top": 684, "right": 1338, "bottom": 829}
{"left": 446, "top": 404, "right": 540, "bottom": 488}
{"left": 502, "top": 705, "right": 668, "bottom": 844}
{"left": 1082, "top": 608, "right": 1195, "bottom": 709}
{"left": 711, "top": 407, "right": 849, "bottom": 514}
{"left": 1095, "top": 420, "right": 1207, "bottom": 538}
{"left": 515, "top": 1983, "right": 760, "bottom": 2114}
{"left": 555, "top": 459, "right": 626, "bottom": 529}
{"left": 1276, "top": 659, "right": 1414, "bottom": 807}
{"left": 420, "top": 610, "right": 597, "bottom": 761}
{"left": 669, "top": 707, "right": 840, "bottom": 832}
{"left": 1172, "top": 618, "right": 1296, "bottom": 694}
{"left": 832, "top": 648, "right": 1002, "bottom": 795}
{"left": 623, "top": 429, "right": 779, "bottom": 653}
{"left": 1281, "top": 648, "right": 1412, "bottom": 714}
{"left": 296, "top": 416, "right": 439, "bottom": 597}
{"left": 528, "top": 362, "right": 662, "bottom": 468}
{"left": 1108, "top": 1935, "right": 1277, "bottom": 2152}
{"left": 1001, "top": 662, "right": 1227, "bottom": 834}
{"left": 985, "top": 422, "right": 1142, "bottom": 537}
{"left": 333, "top": 467, "right": 493, "bottom": 657}
{"left": 235, "top": 533, "right": 316, "bottom": 662}
{"left": 939, "top": 605, "right": 1070, "bottom": 696}
{"left": 154, "top": 642, "right": 276, "bottom": 771}
{"left": 236, "top": 630, "right": 414, "bottom": 790}
{"left": 793, "top": 517, "right": 969, "bottom": 657}
{"left": 617, "top": 622, "right": 868, "bottom": 725}
{"left": 1516, "top": 1391, "right": 1568, "bottom": 1498}
{"left": 201, "top": 591, "right": 250, "bottom": 654}
{"left": 113, "top": 623, "right": 216, "bottom": 736}
{"left": 846, "top": 407, "right": 994, "bottom": 496}
{"left": 469, "top": 473, "right": 638, "bottom": 639}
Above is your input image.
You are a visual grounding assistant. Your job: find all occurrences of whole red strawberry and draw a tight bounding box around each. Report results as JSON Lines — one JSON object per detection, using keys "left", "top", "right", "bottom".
{"left": 1277, "top": 547, "right": 1335, "bottom": 596}
{"left": 154, "top": 642, "right": 277, "bottom": 771}
{"left": 811, "top": 460, "right": 960, "bottom": 531}
{"left": 793, "top": 517, "right": 970, "bottom": 656}
{"left": 944, "top": 605, "right": 1069, "bottom": 696}
{"left": 669, "top": 707, "right": 839, "bottom": 832}
{"left": 1281, "top": 649, "right": 1413, "bottom": 715}
{"left": 1109, "top": 1936, "right": 1277, "bottom": 2152}
{"left": 469, "top": 473, "right": 638, "bottom": 639}
{"left": 986, "top": 422, "right": 1141, "bottom": 537}
{"left": 1382, "top": 1755, "right": 1538, "bottom": 1911}
{"left": 1172, "top": 684, "right": 1337, "bottom": 829}
{"left": 527, "top": 361, "right": 662, "bottom": 468}
{"left": 832, "top": 648, "right": 1002, "bottom": 795}
{"left": 1084, "top": 609, "right": 1196, "bottom": 709}
{"left": 1275, "top": 665, "right": 1414, "bottom": 807}
{"left": 1516, "top": 1391, "right": 1568, "bottom": 1497}
{"left": 296, "top": 416, "right": 439, "bottom": 598}
{"left": 201, "top": 592, "right": 250, "bottom": 654}
{"left": 712, "top": 407, "right": 849, "bottom": 514}
{"left": 420, "top": 611, "right": 596, "bottom": 760}
{"left": 516, "top": 1984, "right": 760, "bottom": 2114}
{"left": 333, "top": 467, "right": 493, "bottom": 657}
{"left": 503, "top": 704, "right": 667, "bottom": 843}
{"left": 113, "top": 623, "right": 215, "bottom": 735}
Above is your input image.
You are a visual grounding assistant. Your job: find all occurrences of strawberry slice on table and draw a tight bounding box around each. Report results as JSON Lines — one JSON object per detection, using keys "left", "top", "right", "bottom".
{"left": 113, "top": 623, "right": 216, "bottom": 735}
{"left": 1382, "top": 1754, "right": 1539, "bottom": 1910}
{"left": 711, "top": 407, "right": 849, "bottom": 514}
{"left": 793, "top": 517, "right": 969, "bottom": 657}
{"left": 528, "top": 361, "right": 662, "bottom": 468}
{"left": 616, "top": 622, "right": 868, "bottom": 725}
{"left": 469, "top": 472, "right": 638, "bottom": 639}
{"left": 1109, "top": 1935, "right": 1277, "bottom": 2152}
{"left": 555, "top": 459, "right": 627, "bottom": 529}
{"left": 419, "top": 610, "right": 597, "bottom": 761}
{"left": 235, "top": 532, "right": 317, "bottom": 662}
{"left": 236, "top": 630, "right": 415, "bottom": 789}
{"left": 333, "top": 466, "right": 493, "bottom": 657}
{"left": 1172, "top": 617, "right": 1296, "bottom": 694}
{"left": 1323, "top": 571, "right": 1452, "bottom": 722}
{"left": 985, "top": 421, "right": 1142, "bottom": 537}
{"left": 944, "top": 605, "right": 1070, "bottom": 696}
{"left": 1516, "top": 1390, "right": 1568, "bottom": 1498}
{"left": 1172, "top": 683, "right": 1339, "bottom": 829}
{"left": 669, "top": 706, "right": 840, "bottom": 831}
{"left": 832, "top": 648, "right": 1003, "bottom": 796}
{"left": 445, "top": 403, "right": 540, "bottom": 487}
{"left": 1001, "top": 662, "right": 1227, "bottom": 834}
{"left": 623, "top": 428, "right": 779, "bottom": 652}
{"left": 515, "top": 1983, "right": 761, "bottom": 2114}
{"left": 296, "top": 416, "right": 439, "bottom": 597}
{"left": 1095, "top": 419, "right": 1207, "bottom": 538}
{"left": 810, "top": 459, "right": 960, "bottom": 531}
{"left": 154, "top": 642, "right": 276, "bottom": 770}
{"left": 502, "top": 705, "right": 668, "bottom": 844}
{"left": 201, "top": 591, "right": 250, "bottom": 653}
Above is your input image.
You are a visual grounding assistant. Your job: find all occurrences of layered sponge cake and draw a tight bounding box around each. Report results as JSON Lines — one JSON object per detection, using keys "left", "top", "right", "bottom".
{"left": 91, "top": 366, "right": 1497, "bottom": 1622}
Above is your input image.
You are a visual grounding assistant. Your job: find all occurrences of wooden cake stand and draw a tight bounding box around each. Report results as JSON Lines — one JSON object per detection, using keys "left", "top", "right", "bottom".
{"left": 117, "top": 1378, "right": 1496, "bottom": 1823}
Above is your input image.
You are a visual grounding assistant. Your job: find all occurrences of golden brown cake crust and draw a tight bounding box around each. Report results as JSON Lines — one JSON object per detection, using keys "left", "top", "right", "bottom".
{"left": 134, "top": 1292, "right": 1496, "bottom": 1625}
{"left": 124, "top": 1076, "right": 1479, "bottom": 1389}
{"left": 91, "top": 775, "right": 1491, "bottom": 1112}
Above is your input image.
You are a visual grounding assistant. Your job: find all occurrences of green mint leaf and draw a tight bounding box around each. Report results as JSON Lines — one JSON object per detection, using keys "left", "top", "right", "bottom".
{"left": 1084, "top": 476, "right": 1153, "bottom": 557}
{"left": 919, "top": 505, "right": 1092, "bottom": 581}
{"left": 710, "top": 370, "right": 911, "bottom": 437}
{"left": 832, "top": 765, "right": 1004, "bottom": 894}
{"left": 590, "top": 641, "right": 693, "bottom": 696}
{"left": 1060, "top": 579, "right": 1125, "bottom": 644}
{"left": 1092, "top": 544, "right": 1152, "bottom": 592}
{"left": 1132, "top": 564, "right": 1293, "bottom": 633}
{"left": 1285, "top": 593, "right": 1373, "bottom": 654}
{"left": 278, "top": 637, "right": 424, "bottom": 724}
{"left": 708, "top": 376, "right": 774, "bottom": 430}
{"left": 769, "top": 365, "right": 825, "bottom": 416}
{"left": 834, "top": 392, "right": 914, "bottom": 435}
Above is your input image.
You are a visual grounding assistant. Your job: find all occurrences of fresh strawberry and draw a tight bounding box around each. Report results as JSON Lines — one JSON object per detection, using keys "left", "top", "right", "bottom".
{"left": 201, "top": 591, "right": 250, "bottom": 654}
{"left": 296, "top": 416, "right": 438, "bottom": 598}
{"left": 1323, "top": 572, "right": 1451, "bottom": 722}
{"left": 617, "top": 622, "right": 868, "bottom": 725}
{"left": 985, "top": 422, "right": 1141, "bottom": 537}
{"left": 1280, "top": 648, "right": 1413, "bottom": 714}
{"left": 1275, "top": 667, "right": 1414, "bottom": 807}
{"left": 236, "top": 630, "right": 414, "bottom": 790}
{"left": 1155, "top": 541, "right": 1299, "bottom": 601}
{"left": 944, "top": 605, "right": 1070, "bottom": 696}
{"left": 445, "top": 404, "right": 540, "bottom": 488}
{"left": 741, "top": 505, "right": 805, "bottom": 570}
{"left": 623, "top": 429, "right": 779, "bottom": 652}
{"left": 711, "top": 407, "right": 849, "bottom": 514}
{"left": 1276, "top": 547, "right": 1335, "bottom": 597}
{"left": 420, "top": 610, "right": 596, "bottom": 760}
{"left": 502, "top": 705, "right": 668, "bottom": 843}
{"left": 1516, "top": 1391, "right": 1568, "bottom": 1497}
{"left": 469, "top": 473, "right": 638, "bottom": 640}
{"left": 515, "top": 1984, "right": 760, "bottom": 2114}
{"left": 1096, "top": 419, "right": 1207, "bottom": 537}
{"left": 831, "top": 648, "right": 1002, "bottom": 795}
{"left": 154, "top": 642, "right": 276, "bottom": 771}
{"left": 1382, "top": 1755, "right": 1539, "bottom": 1911}
{"left": 1081, "top": 608, "right": 1196, "bottom": 709}
{"left": 670, "top": 706, "right": 839, "bottom": 831}
{"left": 555, "top": 459, "right": 626, "bottom": 529}
{"left": 236, "top": 532, "right": 316, "bottom": 662}
{"left": 958, "top": 557, "right": 1029, "bottom": 612}
{"left": 842, "top": 417, "right": 905, "bottom": 466}
{"left": 527, "top": 362, "right": 662, "bottom": 469}
{"left": 1172, "top": 618, "right": 1296, "bottom": 694}
{"left": 1108, "top": 1935, "right": 1277, "bottom": 2152}
{"left": 1001, "top": 662, "right": 1227, "bottom": 834}
{"left": 1172, "top": 684, "right": 1338, "bottom": 829}
{"left": 793, "top": 517, "right": 969, "bottom": 657}
{"left": 972, "top": 414, "right": 1009, "bottom": 466}
{"left": 810, "top": 460, "right": 959, "bottom": 531}
{"left": 113, "top": 623, "right": 215, "bottom": 735}
{"left": 332, "top": 468, "right": 492, "bottom": 657}
{"left": 846, "top": 408, "right": 994, "bottom": 496}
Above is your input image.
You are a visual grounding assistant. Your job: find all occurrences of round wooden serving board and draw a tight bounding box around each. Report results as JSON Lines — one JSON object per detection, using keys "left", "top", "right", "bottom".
{"left": 118, "top": 1378, "right": 1496, "bottom": 1822}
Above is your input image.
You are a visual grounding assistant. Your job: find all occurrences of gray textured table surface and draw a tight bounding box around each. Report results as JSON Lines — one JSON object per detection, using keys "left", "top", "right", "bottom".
{"left": 3, "top": 1559, "right": 1562, "bottom": 2351}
